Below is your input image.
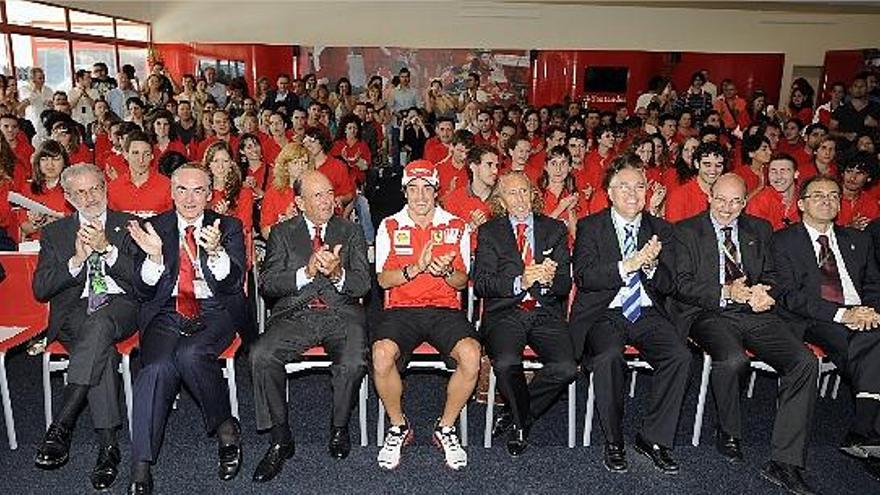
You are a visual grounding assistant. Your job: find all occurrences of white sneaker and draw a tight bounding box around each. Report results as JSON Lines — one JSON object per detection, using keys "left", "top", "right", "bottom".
{"left": 377, "top": 421, "right": 412, "bottom": 470}
{"left": 433, "top": 422, "right": 467, "bottom": 470}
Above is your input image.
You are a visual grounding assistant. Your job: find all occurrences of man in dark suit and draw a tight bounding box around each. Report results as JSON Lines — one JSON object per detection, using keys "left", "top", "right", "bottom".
{"left": 776, "top": 175, "right": 880, "bottom": 482}
{"left": 32, "top": 163, "right": 139, "bottom": 491}
{"left": 569, "top": 155, "right": 691, "bottom": 475}
{"left": 249, "top": 170, "right": 370, "bottom": 482}
{"left": 676, "top": 173, "right": 818, "bottom": 493}
{"left": 260, "top": 74, "right": 299, "bottom": 116}
{"left": 474, "top": 171, "right": 577, "bottom": 456}
{"left": 126, "top": 164, "right": 246, "bottom": 494}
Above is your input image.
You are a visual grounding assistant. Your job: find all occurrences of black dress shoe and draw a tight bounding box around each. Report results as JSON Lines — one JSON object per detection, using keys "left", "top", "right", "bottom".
{"left": 506, "top": 427, "right": 529, "bottom": 457}
{"left": 217, "top": 418, "right": 242, "bottom": 481}
{"left": 603, "top": 442, "right": 628, "bottom": 473}
{"left": 35, "top": 423, "right": 72, "bottom": 470}
{"left": 841, "top": 431, "right": 880, "bottom": 459}
{"left": 329, "top": 426, "right": 351, "bottom": 459}
{"left": 91, "top": 444, "right": 121, "bottom": 490}
{"left": 127, "top": 474, "right": 152, "bottom": 495}
{"left": 253, "top": 441, "right": 295, "bottom": 483}
{"left": 492, "top": 408, "right": 514, "bottom": 438}
{"left": 715, "top": 429, "right": 744, "bottom": 463}
{"left": 863, "top": 457, "right": 880, "bottom": 482}
{"left": 760, "top": 460, "right": 816, "bottom": 495}
{"left": 634, "top": 434, "right": 679, "bottom": 475}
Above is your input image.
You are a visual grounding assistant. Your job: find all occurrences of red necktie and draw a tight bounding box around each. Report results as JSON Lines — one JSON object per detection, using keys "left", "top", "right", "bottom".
{"left": 817, "top": 235, "right": 845, "bottom": 304}
{"left": 177, "top": 225, "right": 200, "bottom": 319}
{"left": 309, "top": 224, "right": 328, "bottom": 309}
{"left": 516, "top": 223, "right": 533, "bottom": 265}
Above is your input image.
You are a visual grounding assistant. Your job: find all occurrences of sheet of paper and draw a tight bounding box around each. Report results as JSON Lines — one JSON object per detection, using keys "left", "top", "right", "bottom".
{"left": 8, "top": 192, "right": 64, "bottom": 217}
{"left": 0, "top": 326, "right": 28, "bottom": 343}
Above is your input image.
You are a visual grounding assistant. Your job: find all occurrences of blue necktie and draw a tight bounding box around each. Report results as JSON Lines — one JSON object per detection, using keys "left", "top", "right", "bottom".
{"left": 621, "top": 224, "right": 642, "bottom": 323}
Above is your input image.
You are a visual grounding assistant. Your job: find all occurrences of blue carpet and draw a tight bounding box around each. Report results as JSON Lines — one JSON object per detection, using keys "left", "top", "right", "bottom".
{"left": 0, "top": 346, "right": 872, "bottom": 494}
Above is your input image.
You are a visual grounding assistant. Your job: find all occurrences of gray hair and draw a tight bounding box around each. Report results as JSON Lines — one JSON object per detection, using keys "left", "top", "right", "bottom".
{"left": 170, "top": 162, "right": 211, "bottom": 188}
{"left": 60, "top": 163, "right": 104, "bottom": 193}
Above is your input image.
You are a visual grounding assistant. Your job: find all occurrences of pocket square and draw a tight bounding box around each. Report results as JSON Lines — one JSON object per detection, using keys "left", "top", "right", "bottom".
{"left": 542, "top": 248, "right": 553, "bottom": 256}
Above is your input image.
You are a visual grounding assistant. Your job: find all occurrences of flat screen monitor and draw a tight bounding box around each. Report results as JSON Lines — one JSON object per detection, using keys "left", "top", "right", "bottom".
{"left": 584, "top": 66, "right": 629, "bottom": 93}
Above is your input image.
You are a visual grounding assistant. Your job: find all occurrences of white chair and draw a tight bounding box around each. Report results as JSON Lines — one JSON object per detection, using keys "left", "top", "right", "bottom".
{"left": 582, "top": 345, "right": 652, "bottom": 446}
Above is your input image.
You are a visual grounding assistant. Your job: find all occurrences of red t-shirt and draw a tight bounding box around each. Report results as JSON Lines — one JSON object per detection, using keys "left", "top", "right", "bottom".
{"left": 260, "top": 133, "right": 286, "bottom": 167}
{"left": 16, "top": 183, "right": 74, "bottom": 240}
{"left": 245, "top": 162, "right": 273, "bottom": 193}
{"left": 435, "top": 156, "right": 470, "bottom": 199}
{"left": 837, "top": 193, "right": 880, "bottom": 227}
{"left": 424, "top": 137, "right": 451, "bottom": 164}
{"left": 68, "top": 143, "right": 93, "bottom": 165}
{"left": 0, "top": 181, "right": 17, "bottom": 241}
{"left": 152, "top": 139, "right": 188, "bottom": 169}
{"left": 260, "top": 185, "right": 296, "bottom": 232}
{"left": 316, "top": 156, "right": 355, "bottom": 197}
{"left": 745, "top": 187, "right": 800, "bottom": 231}
{"left": 12, "top": 134, "right": 34, "bottom": 182}
{"left": 798, "top": 161, "right": 838, "bottom": 185}
{"left": 330, "top": 139, "right": 371, "bottom": 186}
{"left": 210, "top": 187, "right": 254, "bottom": 234}
{"left": 776, "top": 139, "right": 803, "bottom": 157}
{"left": 665, "top": 178, "right": 709, "bottom": 223}
{"left": 731, "top": 164, "right": 764, "bottom": 194}
{"left": 376, "top": 207, "right": 470, "bottom": 309}
{"left": 195, "top": 135, "right": 240, "bottom": 163}
{"left": 474, "top": 130, "right": 498, "bottom": 147}
{"left": 107, "top": 172, "right": 172, "bottom": 216}
{"left": 581, "top": 149, "right": 616, "bottom": 191}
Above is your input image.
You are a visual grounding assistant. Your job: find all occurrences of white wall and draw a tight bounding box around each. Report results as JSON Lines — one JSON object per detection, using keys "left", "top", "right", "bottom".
{"left": 60, "top": 1, "right": 880, "bottom": 101}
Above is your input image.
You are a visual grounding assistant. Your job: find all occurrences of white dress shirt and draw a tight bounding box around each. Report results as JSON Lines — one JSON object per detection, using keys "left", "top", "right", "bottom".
{"left": 295, "top": 216, "right": 346, "bottom": 291}
{"left": 609, "top": 209, "right": 655, "bottom": 308}
{"left": 68, "top": 212, "right": 125, "bottom": 298}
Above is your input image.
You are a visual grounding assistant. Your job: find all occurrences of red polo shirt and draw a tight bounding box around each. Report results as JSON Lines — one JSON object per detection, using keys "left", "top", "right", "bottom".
{"left": 424, "top": 137, "right": 451, "bottom": 164}
{"left": 316, "top": 156, "right": 355, "bottom": 198}
{"left": 436, "top": 156, "right": 470, "bottom": 198}
{"left": 665, "top": 178, "right": 709, "bottom": 223}
{"left": 837, "top": 193, "right": 880, "bottom": 227}
{"left": 260, "top": 185, "right": 296, "bottom": 232}
{"left": 745, "top": 187, "right": 800, "bottom": 230}
{"left": 107, "top": 172, "right": 172, "bottom": 216}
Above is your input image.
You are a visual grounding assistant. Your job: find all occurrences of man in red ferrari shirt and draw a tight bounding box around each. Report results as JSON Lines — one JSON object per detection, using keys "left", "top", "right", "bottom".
{"left": 424, "top": 117, "right": 455, "bottom": 164}
{"left": 745, "top": 153, "right": 800, "bottom": 230}
{"left": 435, "top": 130, "right": 474, "bottom": 199}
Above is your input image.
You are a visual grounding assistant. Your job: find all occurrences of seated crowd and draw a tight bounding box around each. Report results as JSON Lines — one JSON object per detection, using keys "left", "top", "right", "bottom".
{"left": 2, "top": 62, "right": 880, "bottom": 495}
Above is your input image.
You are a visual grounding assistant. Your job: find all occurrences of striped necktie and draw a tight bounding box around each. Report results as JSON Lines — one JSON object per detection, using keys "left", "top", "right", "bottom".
{"left": 621, "top": 224, "right": 642, "bottom": 323}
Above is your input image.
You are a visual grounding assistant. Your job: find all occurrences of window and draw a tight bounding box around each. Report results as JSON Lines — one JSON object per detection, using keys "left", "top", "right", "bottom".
{"left": 198, "top": 59, "right": 245, "bottom": 85}
{"left": 6, "top": 1, "right": 67, "bottom": 31}
{"left": 11, "top": 34, "right": 70, "bottom": 90}
{"left": 119, "top": 46, "right": 148, "bottom": 86}
{"left": 69, "top": 11, "right": 115, "bottom": 38}
{"left": 115, "top": 20, "right": 150, "bottom": 42}
{"left": 0, "top": 36, "right": 11, "bottom": 76}
{"left": 73, "top": 41, "right": 116, "bottom": 73}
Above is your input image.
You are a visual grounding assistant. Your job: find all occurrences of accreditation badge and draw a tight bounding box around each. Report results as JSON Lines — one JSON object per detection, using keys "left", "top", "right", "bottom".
{"left": 393, "top": 229, "right": 413, "bottom": 256}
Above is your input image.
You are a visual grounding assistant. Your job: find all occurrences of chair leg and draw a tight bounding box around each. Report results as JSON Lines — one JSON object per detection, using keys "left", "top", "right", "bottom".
{"left": 567, "top": 380, "right": 576, "bottom": 449}
{"left": 819, "top": 373, "right": 829, "bottom": 398}
{"left": 0, "top": 353, "right": 17, "bottom": 450}
{"left": 692, "top": 353, "right": 712, "bottom": 447}
{"left": 460, "top": 403, "right": 468, "bottom": 447}
{"left": 629, "top": 370, "right": 637, "bottom": 398}
{"left": 583, "top": 372, "right": 595, "bottom": 447}
{"left": 746, "top": 370, "right": 757, "bottom": 398}
{"left": 42, "top": 352, "right": 52, "bottom": 430}
{"left": 226, "top": 358, "right": 239, "bottom": 420}
{"left": 358, "top": 376, "right": 368, "bottom": 447}
{"left": 122, "top": 354, "right": 133, "bottom": 437}
{"left": 831, "top": 375, "right": 841, "bottom": 399}
{"left": 483, "top": 367, "right": 496, "bottom": 448}
{"left": 377, "top": 399, "right": 386, "bottom": 447}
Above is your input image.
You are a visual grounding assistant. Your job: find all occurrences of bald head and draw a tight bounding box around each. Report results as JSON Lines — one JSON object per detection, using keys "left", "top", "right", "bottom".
{"left": 295, "top": 170, "right": 336, "bottom": 225}
{"left": 709, "top": 173, "right": 747, "bottom": 226}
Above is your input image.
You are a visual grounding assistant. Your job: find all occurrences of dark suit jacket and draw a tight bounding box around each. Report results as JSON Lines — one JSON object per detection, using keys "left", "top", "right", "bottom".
{"left": 569, "top": 209, "right": 676, "bottom": 356}
{"left": 133, "top": 209, "right": 246, "bottom": 332}
{"left": 473, "top": 213, "right": 571, "bottom": 321}
{"left": 32, "top": 210, "right": 139, "bottom": 341}
{"left": 260, "top": 90, "right": 299, "bottom": 115}
{"left": 259, "top": 215, "right": 370, "bottom": 321}
{"left": 674, "top": 212, "right": 778, "bottom": 333}
{"left": 773, "top": 222, "right": 880, "bottom": 333}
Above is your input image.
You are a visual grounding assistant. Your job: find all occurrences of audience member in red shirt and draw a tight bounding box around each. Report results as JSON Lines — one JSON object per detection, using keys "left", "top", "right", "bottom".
{"left": 330, "top": 114, "right": 372, "bottom": 187}
{"left": 791, "top": 123, "right": 827, "bottom": 174}
{"left": 763, "top": 121, "right": 782, "bottom": 151}
{"left": 261, "top": 110, "right": 291, "bottom": 166}
{"left": 0, "top": 138, "right": 20, "bottom": 240}
{"left": 473, "top": 108, "right": 497, "bottom": 147}
{"left": 666, "top": 141, "right": 726, "bottom": 223}
{"left": 107, "top": 131, "right": 172, "bottom": 216}
{"left": 732, "top": 134, "right": 772, "bottom": 198}
{"left": 205, "top": 140, "right": 255, "bottom": 234}
{"left": 776, "top": 119, "right": 805, "bottom": 156}
{"left": 195, "top": 109, "right": 239, "bottom": 162}
{"left": 441, "top": 144, "right": 497, "bottom": 243}
{"left": 676, "top": 110, "right": 699, "bottom": 141}
{"left": 567, "top": 132, "right": 590, "bottom": 190}
{"left": 529, "top": 125, "right": 567, "bottom": 175}
{"left": 785, "top": 87, "right": 813, "bottom": 125}
{"left": 836, "top": 150, "right": 880, "bottom": 230}
{"left": 714, "top": 79, "right": 750, "bottom": 131}
{"left": 522, "top": 109, "right": 543, "bottom": 155}
{"left": 435, "top": 129, "right": 474, "bottom": 199}
{"left": 581, "top": 125, "right": 617, "bottom": 192}
{"left": 745, "top": 153, "right": 801, "bottom": 230}
{"left": 260, "top": 142, "right": 310, "bottom": 238}
{"left": 504, "top": 136, "right": 544, "bottom": 184}
{"left": 670, "top": 136, "right": 701, "bottom": 191}
{"left": 496, "top": 119, "right": 518, "bottom": 163}
{"left": 303, "top": 126, "right": 355, "bottom": 211}
{"left": 238, "top": 133, "right": 271, "bottom": 201}
{"left": 631, "top": 134, "right": 674, "bottom": 192}
{"left": 424, "top": 117, "right": 454, "bottom": 164}
{"left": 149, "top": 109, "right": 187, "bottom": 168}
{"left": 801, "top": 135, "right": 838, "bottom": 183}
{"left": 539, "top": 145, "right": 588, "bottom": 241}
{"left": 0, "top": 114, "right": 34, "bottom": 186}
{"left": 658, "top": 113, "right": 679, "bottom": 154}
{"left": 18, "top": 140, "right": 73, "bottom": 239}
{"left": 51, "top": 120, "right": 92, "bottom": 166}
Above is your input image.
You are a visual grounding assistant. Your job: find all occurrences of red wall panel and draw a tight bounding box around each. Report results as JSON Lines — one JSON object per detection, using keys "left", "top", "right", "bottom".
{"left": 532, "top": 50, "right": 783, "bottom": 111}
{"left": 820, "top": 50, "right": 876, "bottom": 102}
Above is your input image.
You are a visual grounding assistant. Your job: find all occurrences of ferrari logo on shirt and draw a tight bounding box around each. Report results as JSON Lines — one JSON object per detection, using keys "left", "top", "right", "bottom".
{"left": 393, "top": 229, "right": 413, "bottom": 256}
{"left": 432, "top": 230, "right": 444, "bottom": 244}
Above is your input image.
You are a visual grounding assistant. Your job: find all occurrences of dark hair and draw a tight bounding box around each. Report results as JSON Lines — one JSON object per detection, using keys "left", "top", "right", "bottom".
{"left": 452, "top": 129, "right": 474, "bottom": 148}
{"left": 799, "top": 174, "right": 840, "bottom": 199}
{"left": 693, "top": 141, "right": 728, "bottom": 167}
{"left": 147, "top": 109, "right": 178, "bottom": 142}
{"left": 335, "top": 113, "right": 362, "bottom": 142}
{"left": 769, "top": 152, "right": 798, "bottom": 171}
{"left": 75, "top": 69, "right": 88, "bottom": 81}
{"left": 31, "top": 140, "right": 69, "bottom": 194}
{"left": 237, "top": 133, "right": 263, "bottom": 168}
{"left": 0, "top": 134, "right": 16, "bottom": 182}
{"left": 466, "top": 143, "right": 498, "bottom": 167}
{"left": 304, "top": 126, "right": 331, "bottom": 152}
{"left": 539, "top": 145, "right": 575, "bottom": 192}
{"left": 126, "top": 96, "right": 144, "bottom": 110}
{"left": 742, "top": 135, "right": 771, "bottom": 165}
{"left": 805, "top": 122, "right": 829, "bottom": 136}
{"left": 841, "top": 150, "right": 879, "bottom": 181}
{"left": 602, "top": 153, "right": 645, "bottom": 191}
{"left": 123, "top": 130, "right": 151, "bottom": 152}
{"left": 158, "top": 151, "right": 188, "bottom": 177}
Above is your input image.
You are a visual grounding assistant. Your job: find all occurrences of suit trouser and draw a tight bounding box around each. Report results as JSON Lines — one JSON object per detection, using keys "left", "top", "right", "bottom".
{"left": 691, "top": 308, "right": 817, "bottom": 467}
{"left": 586, "top": 307, "right": 692, "bottom": 448}
{"left": 483, "top": 307, "right": 577, "bottom": 429}
{"left": 131, "top": 302, "right": 234, "bottom": 463}
{"left": 58, "top": 297, "right": 138, "bottom": 429}
{"left": 250, "top": 306, "right": 367, "bottom": 431}
{"left": 805, "top": 321, "right": 880, "bottom": 437}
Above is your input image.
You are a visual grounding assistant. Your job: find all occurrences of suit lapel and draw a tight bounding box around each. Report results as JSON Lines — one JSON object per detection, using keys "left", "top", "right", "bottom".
{"left": 737, "top": 219, "right": 759, "bottom": 281}
{"left": 638, "top": 214, "right": 652, "bottom": 249}
{"left": 835, "top": 226, "right": 859, "bottom": 281}
{"left": 698, "top": 213, "right": 721, "bottom": 274}
{"left": 533, "top": 215, "right": 545, "bottom": 264}
{"left": 602, "top": 210, "right": 623, "bottom": 263}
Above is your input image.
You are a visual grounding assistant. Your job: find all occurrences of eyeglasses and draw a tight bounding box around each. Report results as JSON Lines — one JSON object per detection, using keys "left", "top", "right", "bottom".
{"left": 68, "top": 184, "right": 105, "bottom": 200}
{"left": 802, "top": 192, "right": 840, "bottom": 202}
{"left": 609, "top": 183, "right": 647, "bottom": 194}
